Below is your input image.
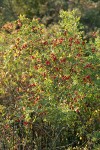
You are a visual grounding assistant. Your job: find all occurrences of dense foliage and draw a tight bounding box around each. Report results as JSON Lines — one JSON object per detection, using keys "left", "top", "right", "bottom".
{"left": 0, "top": 0, "right": 100, "bottom": 31}
{"left": 0, "top": 10, "right": 100, "bottom": 149}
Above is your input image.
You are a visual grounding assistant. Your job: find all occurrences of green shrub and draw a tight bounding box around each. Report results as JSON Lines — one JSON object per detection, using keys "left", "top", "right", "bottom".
{"left": 0, "top": 10, "right": 100, "bottom": 149}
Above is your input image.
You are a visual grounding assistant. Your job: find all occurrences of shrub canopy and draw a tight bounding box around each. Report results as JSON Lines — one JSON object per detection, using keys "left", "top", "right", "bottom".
{"left": 0, "top": 10, "right": 100, "bottom": 149}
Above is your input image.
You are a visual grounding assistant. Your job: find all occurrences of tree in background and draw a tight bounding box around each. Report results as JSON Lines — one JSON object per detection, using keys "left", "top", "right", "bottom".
{"left": 0, "top": 0, "right": 100, "bottom": 31}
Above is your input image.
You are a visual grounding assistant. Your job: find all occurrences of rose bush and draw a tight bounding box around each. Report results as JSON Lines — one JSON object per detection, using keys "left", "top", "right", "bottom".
{"left": 0, "top": 10, "right": 100, "bottom": 149}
